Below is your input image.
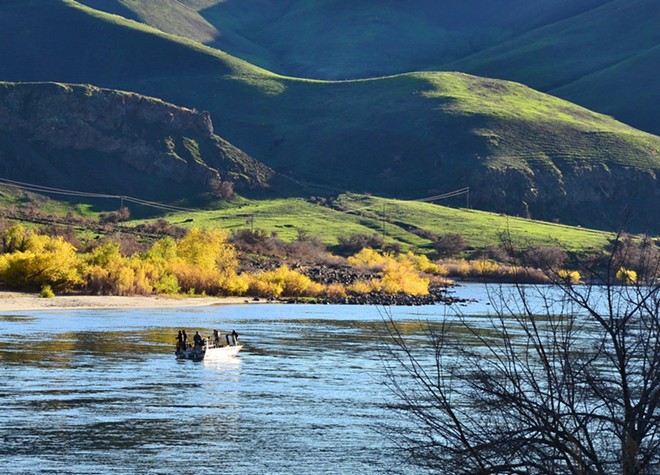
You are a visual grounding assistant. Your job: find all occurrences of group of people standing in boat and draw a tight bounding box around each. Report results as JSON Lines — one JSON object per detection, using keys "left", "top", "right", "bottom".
{"left": 176, "top": 329, "right": 239, "bottom": 351}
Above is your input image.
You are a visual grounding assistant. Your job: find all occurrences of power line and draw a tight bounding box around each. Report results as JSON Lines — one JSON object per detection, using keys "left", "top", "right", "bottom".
{"left": 340, "top": 187, "right": 471, "bottom": 215}
{"left": 0, "top": 177, "right": 201, "bottom": 213}
{"left": 0, "top": 176, "right": 471, "bottom": 226}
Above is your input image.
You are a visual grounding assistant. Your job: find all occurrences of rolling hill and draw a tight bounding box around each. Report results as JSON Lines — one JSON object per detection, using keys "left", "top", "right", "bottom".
{"left": 74, "top": 0, "right": 660, "bottom": 135}
{"left": 0, "top": 1, "right": 659, "bottom": 232}
{"left": 75, "top": 0, "right": 609, "bottom": 79}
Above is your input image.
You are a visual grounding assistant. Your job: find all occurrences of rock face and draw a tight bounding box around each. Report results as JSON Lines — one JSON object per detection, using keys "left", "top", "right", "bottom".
{"left": 0, "top": 82, "right": 273, "bottom": 199}
{"left": 471, "top": 162, "right": 660, "bottom": 231}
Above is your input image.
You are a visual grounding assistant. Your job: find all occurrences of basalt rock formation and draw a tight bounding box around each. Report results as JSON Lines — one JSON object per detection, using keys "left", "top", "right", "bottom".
{"left": 0, "top": 82, "right": 273, "bottom": 200}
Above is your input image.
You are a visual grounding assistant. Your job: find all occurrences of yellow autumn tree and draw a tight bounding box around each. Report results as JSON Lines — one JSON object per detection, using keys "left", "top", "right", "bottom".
{"left": 347, "top": 248, "right": 429, "bottom": 296}
{"left": 247, "top": 265, "right": 323, "bottom": 298}
{"left": 558, "top": 269, "right": 581, "bottom": 284}
{"left": 0, "top": 226, "right": 82, "bottom": 292}
{"left": 166, "top": 228, "right": 246, "bottom": 295}
{"left": 399, "top": 251, "right": 440, "bottom": 274}
{"left": 616, "top": 267, "right": 637, "bottom": 284}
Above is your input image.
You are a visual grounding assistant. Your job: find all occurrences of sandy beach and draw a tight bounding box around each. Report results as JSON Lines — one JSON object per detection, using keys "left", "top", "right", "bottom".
{"left": 0, "top": 291, "right": 255, "bottom": 312}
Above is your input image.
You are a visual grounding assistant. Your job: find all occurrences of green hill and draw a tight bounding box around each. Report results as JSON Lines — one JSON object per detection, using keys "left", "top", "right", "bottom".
{"left": 445, "top": 0, "right": 660, "bottom": 134}
{"left": 74, "top": 0, "right": 659, "bottom": 135}
{"left": 1, "top": 0, "right": 659, "bottom": 231}
{"left": 75, "top": 0, "right": 608, "bottom": 79}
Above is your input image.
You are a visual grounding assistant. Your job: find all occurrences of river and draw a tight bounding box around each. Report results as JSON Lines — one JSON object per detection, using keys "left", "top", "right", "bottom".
{"left": 0, "top": 283, "right": 504, "bottom": 474}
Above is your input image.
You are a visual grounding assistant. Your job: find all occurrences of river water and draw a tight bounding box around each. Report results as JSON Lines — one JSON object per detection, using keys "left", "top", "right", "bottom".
{"left": 0, "top": 284, "right": 499, "bottom": 474}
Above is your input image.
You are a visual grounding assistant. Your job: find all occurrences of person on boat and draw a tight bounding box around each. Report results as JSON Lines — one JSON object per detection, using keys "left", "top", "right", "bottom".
{"left": 193, "top": 331, "right": 203, "bottom": 349}
{"left": 226, "top": 330, "right": 239, "bottom": 346}
{"left": 176, "top": 330, "right": 184, "bottom": 351}
{"left": 182, "top": 329, "right": 188, "bottom": 349}
{"left": 213, "top": 329, "right": 220, "bottom": 345}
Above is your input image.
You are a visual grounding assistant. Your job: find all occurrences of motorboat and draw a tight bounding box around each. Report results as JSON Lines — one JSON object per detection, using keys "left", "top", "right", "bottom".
{"left": 175, "top": 331, "right": 242, "bottom": 361}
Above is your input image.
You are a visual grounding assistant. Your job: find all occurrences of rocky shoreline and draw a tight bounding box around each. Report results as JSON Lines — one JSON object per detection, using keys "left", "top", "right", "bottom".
{"left": 275, "top": 284, "right": 473, "bottom": 306}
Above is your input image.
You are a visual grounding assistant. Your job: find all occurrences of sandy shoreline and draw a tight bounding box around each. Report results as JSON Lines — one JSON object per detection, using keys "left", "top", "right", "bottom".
{"left": 0, "top": 291, "right": 256, "bottom": 311}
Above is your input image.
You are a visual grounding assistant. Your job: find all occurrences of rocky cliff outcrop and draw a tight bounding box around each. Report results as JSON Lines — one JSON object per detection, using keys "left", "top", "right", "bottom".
{"left": 0, "top": 82, "right": 273, "bottom": 199}
{"left": 471, "top": 161, "right": 660, "bottom": 231}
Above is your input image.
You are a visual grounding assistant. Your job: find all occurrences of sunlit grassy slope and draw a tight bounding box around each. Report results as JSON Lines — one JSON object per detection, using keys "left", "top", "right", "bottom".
{"left": 1, "top": 1, "right": 659, "bottom": 230}
{"left": 445, "top": 0, "right": 660, "bottom": 134}
{"left": 137, "top": 194, "right": 611, "bottom": 255}
{"left": 76, "top": 0, "right": 658, "bottom": 135}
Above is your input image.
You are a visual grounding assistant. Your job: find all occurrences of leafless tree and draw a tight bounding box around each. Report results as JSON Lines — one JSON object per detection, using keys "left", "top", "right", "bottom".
{"left": 382, "top": 234, "right": 660, "bottom": 474}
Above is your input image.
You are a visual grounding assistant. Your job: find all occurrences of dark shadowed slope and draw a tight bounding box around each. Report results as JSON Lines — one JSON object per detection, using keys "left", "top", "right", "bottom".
{"left": 0, "top": 82, "right": 273, "bottom": 200}
{"left": 76, "top": 0, "right": 609, "bottom": 79}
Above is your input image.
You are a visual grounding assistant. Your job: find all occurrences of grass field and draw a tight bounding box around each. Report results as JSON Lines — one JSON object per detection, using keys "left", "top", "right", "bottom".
{"left": 129, "top": 194, "right": 612, "bottom": 255}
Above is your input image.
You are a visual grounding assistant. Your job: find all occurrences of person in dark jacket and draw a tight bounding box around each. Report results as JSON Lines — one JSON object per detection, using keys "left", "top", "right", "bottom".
{"left": 193, "top": 331, "right": 203, "bottom": 349}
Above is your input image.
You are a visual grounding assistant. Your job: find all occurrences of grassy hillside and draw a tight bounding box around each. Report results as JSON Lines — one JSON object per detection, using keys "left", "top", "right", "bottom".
{"left": 78, "top": 0, "right": 221, "bottom": 45}
{"left": 130, "top": 193, "right": 611, "bottom": 255}
{"left": 552, "top": 44, "right": 660, "bottom": 135}
{"left": 76, "top": 0, "right": 608, "bottom": 79}
{"left": 0, "top": 186, "right": 611, "bottom": 257}
{"left": 445, "top": 0, "right": 660, "bottom": 134}
{"left": 74, "top": 0, "right": 658, "bottom": 135}
{"left": 1, "top": 1, "right": 659, "bottom": 231}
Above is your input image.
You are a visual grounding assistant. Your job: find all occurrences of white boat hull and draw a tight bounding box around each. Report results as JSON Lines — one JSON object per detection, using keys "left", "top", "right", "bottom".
{"left": 205, "top": 345, "right": 243, "bottom": 359}
{"left": 175, "top": 344, "right": 242, "bottom": 361}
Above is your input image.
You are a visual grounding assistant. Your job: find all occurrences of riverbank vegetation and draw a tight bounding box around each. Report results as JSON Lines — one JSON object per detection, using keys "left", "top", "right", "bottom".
{"left": 0, "top": 223, "right": 443, "bottom": 299}
{"left": 0, "top": 216, "right": 655, "bottom": 302}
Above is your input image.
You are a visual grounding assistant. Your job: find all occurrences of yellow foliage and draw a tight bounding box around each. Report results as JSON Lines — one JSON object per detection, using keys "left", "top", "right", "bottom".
{"left": 324, "top": 283, "right": 347, "bottom": 299}
{"left": 558, "top": 269, "right": 581, "bottom": 284}
{"left": 399, "top": 251, "right": 440, "bottom": 274}
{"left": 0, "top": 230, "right": 83, "bottom": 291}
{"left": 348, "top": 248, "right": 390, "bottom": 269}
{"left": 40, "top": 284, "right": 55, "bottom": 298}
{"left": 153, "top": 273, "right": 180, "bottom": 294}
{"left": 434, "top": 264, "right": 449, "bottom": 277}
{"left": 222, "top": 274, "right": 250, "bottom": 296}
{"left": 445, "top": 260, "right": 471, "bottom": 277}
{"left": 115, "top": 265, "right": 137, "bottom": 295}
{"left": 248, "top": 277, "right": 283, "bottom": 298}
{"left": 248, "top": 266, "right": 321, "bottom": 298}
{"left": 348, "top": 280, "right": 381, "bottom": 294}
{"left": 2, "top": 225, "right": 30, "bottom": 253}
{"left": 86, "top": 241, "right": 122, "bottom": 267}
{"left": 162, "top": 228, "right": 242, "bottom": 295}
{"left": 83, "top": 245, "right": 168, "bottom": 295}
{"left": 176, "top": 228, "right": 237, "bottom": 274}
{"left": 347, "top": 248, "right": 431, "bottom": 296}
{"left": 472, "top": 259, "right": 500, "bottom": 276}
{"left": 381, "top": 268, "right": 430, "bottom": 296}
{"left": 616, "top": 267, "right": 637, "bottom": 284}
{"left": 147, "top": 237, "right": 178, "bottom": 264}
